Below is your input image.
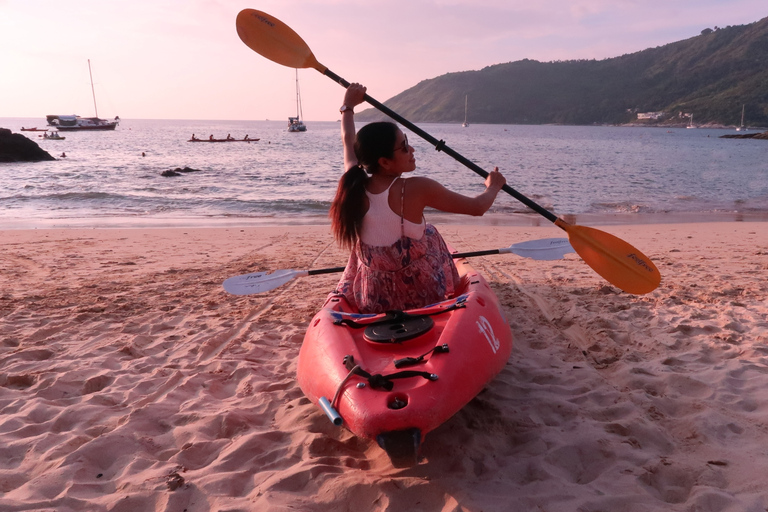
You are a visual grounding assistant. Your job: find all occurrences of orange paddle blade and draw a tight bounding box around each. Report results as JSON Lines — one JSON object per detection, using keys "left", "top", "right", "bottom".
{"left": 557, "top": 220, "right": 661, "bottom": 294}
{"left": 235, "top": 9, "right": 325, "bottom": 72}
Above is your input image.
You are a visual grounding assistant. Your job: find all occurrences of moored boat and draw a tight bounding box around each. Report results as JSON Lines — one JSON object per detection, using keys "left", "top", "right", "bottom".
{"left": 48, "top": 115, "right": 119, "bottom": 131}
{"left": 288, "top": 116, "right": 306, "bottom": 132}
{"left": 297, "top": 252, "right": 513, "bottom": 466}
{"left": 46, "top": 60, "right": 119, "bottom": 132}
{"left": 288, "top": 69, "right": 307, "bottom": 132}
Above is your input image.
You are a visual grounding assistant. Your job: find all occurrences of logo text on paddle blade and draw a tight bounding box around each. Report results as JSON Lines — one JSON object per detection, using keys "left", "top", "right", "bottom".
{"left": 627, "top": 253, "right": 654, "bottom": 272}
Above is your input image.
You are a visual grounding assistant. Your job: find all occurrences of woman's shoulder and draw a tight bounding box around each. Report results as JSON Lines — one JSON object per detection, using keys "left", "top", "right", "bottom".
{"left": 402, "top": 175, "right": 439, "bottom": 188}
{"left": 401, "top": 176, "right": 446, "bottom": 194}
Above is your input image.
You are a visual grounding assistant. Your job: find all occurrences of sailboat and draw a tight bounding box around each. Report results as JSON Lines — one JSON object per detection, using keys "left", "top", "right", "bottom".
{"left": 462, "top": 95, "right": 469, "bottom": 128}
{"left": 736, "top": 105, "right": 746, "bottom": 131}
{"left": 288, "top": 69, "right": 307, "bottom": 132}
{"left": 46, "top": 60, "right": 119, "bottom": 131}
{"left": 686, "top": 113, "right": 696, "bottom": 129}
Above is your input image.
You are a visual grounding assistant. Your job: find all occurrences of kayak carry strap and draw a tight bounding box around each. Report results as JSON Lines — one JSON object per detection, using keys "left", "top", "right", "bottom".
{"left": 394, "top": 343, "right": 449, "bottom": 369}
{"left": 343, "top": 355, "right": 437, "bottom": 391}
{"left": 330, "top": 363, "right": 362, "bottom": 410}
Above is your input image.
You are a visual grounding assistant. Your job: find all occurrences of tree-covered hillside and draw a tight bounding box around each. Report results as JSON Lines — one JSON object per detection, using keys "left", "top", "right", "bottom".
{"left": 359, "top": 17, "right": 768, "bottom": 126}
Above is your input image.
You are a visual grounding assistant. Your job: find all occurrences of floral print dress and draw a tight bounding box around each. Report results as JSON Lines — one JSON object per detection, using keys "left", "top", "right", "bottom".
{"left": 334, "top": 224, "right": 460, "bottom": 314}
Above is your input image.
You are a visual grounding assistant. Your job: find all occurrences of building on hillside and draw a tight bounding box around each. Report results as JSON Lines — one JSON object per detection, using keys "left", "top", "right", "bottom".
{"left": 637, "top": 112, "right": 665, "bottom": 120}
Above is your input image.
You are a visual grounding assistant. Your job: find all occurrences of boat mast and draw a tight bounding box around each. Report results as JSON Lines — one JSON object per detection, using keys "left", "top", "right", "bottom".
{"left": 88, "top": 59, "right": 99, "bottom": 118}
{"left": 295, "top": 69, "right": 303, "bottom": 121}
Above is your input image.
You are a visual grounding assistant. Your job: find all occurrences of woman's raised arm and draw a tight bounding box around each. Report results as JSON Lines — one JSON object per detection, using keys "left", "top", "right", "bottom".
{"left": 340, "top": 83, "right": 367, "bottom": 171}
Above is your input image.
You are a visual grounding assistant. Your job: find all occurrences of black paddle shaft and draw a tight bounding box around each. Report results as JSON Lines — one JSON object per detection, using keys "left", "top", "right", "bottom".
{"left": 323, "top": 69, "right": 559, "bottom": 224}
{"left": 306, "top": 249, "right": 502, "bottom": 277}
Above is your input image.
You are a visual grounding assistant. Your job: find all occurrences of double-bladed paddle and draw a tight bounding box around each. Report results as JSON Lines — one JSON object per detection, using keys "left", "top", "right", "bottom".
{"left": 223, "top": 238, "right": 574, "bottom": 295}
{"left": 235, "top": 9, "right": 661, "bottom": 294}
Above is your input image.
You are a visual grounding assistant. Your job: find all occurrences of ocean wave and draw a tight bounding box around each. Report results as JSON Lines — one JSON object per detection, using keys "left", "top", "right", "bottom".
{"left": 590, "top": 201, "right": 654, "bottom": 214}
{"left": 3, "top": 119, "right": 768, "bottom": 224}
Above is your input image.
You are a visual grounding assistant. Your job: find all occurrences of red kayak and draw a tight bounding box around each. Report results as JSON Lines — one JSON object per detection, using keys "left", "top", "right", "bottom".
{"left": 187, "top": 138, "right": 260, "bottom": 142}
{"left": 297, "top": 253, "right": 513, "bottom": 466}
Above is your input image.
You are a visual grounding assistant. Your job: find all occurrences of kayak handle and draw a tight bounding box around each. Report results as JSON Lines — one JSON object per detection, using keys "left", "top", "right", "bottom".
{"left": 319, "top": 397, "right": 342, "bottom": 426}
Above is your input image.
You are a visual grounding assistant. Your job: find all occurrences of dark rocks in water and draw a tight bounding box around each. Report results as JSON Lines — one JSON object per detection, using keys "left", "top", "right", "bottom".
{"left": 719, "top": 130, "right": 768, "bottom": 140}
{"left": 0, "top": 128, "right": 56, "bottom": 162}
{"left": 161, "top": 166, "right": 203, "bottom": 177}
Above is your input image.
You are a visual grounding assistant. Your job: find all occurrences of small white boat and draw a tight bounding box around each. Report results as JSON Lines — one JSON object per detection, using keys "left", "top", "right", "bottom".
{"left": 462, "top": 95, "right": 469, "bottom": 128}
{"left": 43, "top": 132, "right": 65, "bottom": 140}
{"left": 687, "top": 114, "right": 696, "bottom": 129}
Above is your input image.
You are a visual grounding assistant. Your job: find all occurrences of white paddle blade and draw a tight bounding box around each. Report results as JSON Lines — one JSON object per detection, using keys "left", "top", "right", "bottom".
{"left": 223, "top": 269, "right": 307, "bottom": 295}
{"left": 503, "top": 238, "right": 574, "bottom": 260}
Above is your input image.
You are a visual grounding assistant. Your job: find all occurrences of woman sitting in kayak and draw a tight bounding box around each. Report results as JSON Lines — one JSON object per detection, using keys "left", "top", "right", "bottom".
{"left": 330, "top": 83, "right": 506, "bottom": 314}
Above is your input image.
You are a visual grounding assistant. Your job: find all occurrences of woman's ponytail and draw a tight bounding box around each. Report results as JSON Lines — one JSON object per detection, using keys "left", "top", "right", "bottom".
{"left": 330, "top": 165, "right": 369, "bottom": 248}
{"left": 330, "top": 122, "right": 398, "bottom": 249}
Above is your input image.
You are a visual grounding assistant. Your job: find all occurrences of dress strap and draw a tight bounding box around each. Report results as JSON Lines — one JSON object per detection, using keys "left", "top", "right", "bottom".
{"left": 400, "top": 178, "right": 405, "bottom": 239}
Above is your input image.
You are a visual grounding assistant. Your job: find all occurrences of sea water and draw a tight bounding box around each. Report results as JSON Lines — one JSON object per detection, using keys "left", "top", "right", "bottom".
{"left": 1, "top": 118, "right": 767, "bottom": 228}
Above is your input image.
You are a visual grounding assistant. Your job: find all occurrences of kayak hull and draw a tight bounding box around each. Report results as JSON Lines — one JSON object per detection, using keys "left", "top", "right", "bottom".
{"left": 297, "top": 255, "right": 513, "bottom": 463}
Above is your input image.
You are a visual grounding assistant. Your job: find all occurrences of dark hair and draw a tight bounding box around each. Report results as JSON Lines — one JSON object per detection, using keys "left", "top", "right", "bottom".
{"left": 330, "top": 122, "right": 400, "bottom": 248}
{"left": 355, "top": 122, "right": 398, "bottom": 172}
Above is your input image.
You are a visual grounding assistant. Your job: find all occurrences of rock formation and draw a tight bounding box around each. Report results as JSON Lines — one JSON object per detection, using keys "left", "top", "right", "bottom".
{"left": 0, "top": 128, "right": 56, "bottom": 162}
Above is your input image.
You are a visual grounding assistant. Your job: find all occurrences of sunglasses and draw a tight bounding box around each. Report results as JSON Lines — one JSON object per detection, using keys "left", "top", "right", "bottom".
{"left": 394, "top": 133, "right": 410, "bottom": 154}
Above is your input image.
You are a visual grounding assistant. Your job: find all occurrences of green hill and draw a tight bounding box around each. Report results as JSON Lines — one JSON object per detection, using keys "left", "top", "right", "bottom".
{"left": 359, "top": 17, "right": 768, "bottom": 126}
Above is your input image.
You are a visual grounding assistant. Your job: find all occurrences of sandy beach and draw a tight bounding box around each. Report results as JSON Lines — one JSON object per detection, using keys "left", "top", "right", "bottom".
{"left": 1, "top": 221, "right": 767, "bottom": 511}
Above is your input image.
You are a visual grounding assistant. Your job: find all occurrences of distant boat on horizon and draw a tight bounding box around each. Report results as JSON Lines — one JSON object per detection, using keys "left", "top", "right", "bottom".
{"left": 736, "top": 104, "right": 746, "bottom": 131}
{"left": 46, "top": 60, "right": 118, "bottom": 132}
{"left": 687, "top": 113, "right": 697, "bottom": 129}
{"left": 462, "top": 95, "right": 469, "bottom": 128}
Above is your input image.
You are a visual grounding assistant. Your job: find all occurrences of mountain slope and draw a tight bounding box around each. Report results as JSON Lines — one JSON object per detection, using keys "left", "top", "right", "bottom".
{"left": 360, "top": 17, "right": 768, "bottom": 126}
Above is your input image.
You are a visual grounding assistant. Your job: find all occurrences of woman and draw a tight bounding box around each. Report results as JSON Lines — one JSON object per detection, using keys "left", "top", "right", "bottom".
{"left": 330, "top": 83, "right": 506, "bottom": 313}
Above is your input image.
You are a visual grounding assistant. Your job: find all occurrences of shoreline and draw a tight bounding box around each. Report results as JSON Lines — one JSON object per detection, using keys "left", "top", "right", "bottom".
{"left": 1, "top": 209, "right": 767, "bottom": 230}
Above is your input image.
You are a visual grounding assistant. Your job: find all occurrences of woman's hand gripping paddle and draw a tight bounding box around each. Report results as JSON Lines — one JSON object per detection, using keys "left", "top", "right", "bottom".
{"left": 235, "top": 9, "right": 661, "bottom": 295}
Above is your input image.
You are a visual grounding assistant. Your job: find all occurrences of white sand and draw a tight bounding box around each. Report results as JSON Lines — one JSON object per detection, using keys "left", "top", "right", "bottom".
{"left": 1, "top": 222, "right": 767, "bottom": 511}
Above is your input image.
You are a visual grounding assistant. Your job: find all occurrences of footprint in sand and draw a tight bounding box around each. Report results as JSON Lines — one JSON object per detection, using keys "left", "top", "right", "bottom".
{"left": 83, "top": 375, "right": 114, "bottom": 395}
{"left": 1, "top": 374, "right": 37, "bottom": 390}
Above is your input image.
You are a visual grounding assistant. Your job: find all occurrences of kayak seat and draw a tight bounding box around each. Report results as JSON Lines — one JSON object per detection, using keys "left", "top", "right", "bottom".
{"left": 364, "top": 311, "right": 434, "bottom": 343}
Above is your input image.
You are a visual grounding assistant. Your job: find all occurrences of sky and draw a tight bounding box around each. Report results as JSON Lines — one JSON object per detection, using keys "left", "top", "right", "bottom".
{"left": 1, "top": 0, "right": 765, "bottom": 122}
